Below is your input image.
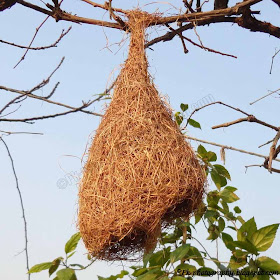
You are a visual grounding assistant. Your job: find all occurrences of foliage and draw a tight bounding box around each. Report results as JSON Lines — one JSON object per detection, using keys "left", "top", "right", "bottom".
{"left": 28, "top": 103, "right": 280, "bottom": 280}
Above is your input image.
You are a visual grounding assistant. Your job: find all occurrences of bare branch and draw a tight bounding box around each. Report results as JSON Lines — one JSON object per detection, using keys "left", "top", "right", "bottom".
{"left": 272, "top": 0, "right": 280, "bottom": 8}
{"left": 185, "top": 100, "right": 279, "bottom": 131}
{"left": 0, "top": 95, "right": 25, "bottom": 115}
{"left": 235, "top": 11, "right": 280, "bottom": 39}
{"left": 270, "top": 48, "right": 280, "bottom": 74}
{"left": 0, "top": 130, "right": 43, "bottom": 135}
{"left": 1, "top": 138, "right": 30, "bottom": 279}
{"left": 212, "top": 115, "right": 279, "bottom": 131}
{"left": 146, "top": 17, "right": 236, "bottom": 48}
{"left": 0, "top": 102, "right": 98, "bottom": 123}
{"left": 81, "top": 0, "right": 128, "bottom": 14}
{"left": 17, "top": 0, "right": 124, "bottom": 30}
{"left": 268, "top": 131, "right": 280, "bottom": 172}
{"left": 0, "top": 0, "right": 16, "bottom": 11}
{"left": 14, "top": 15, "right": 50, "bottom": 68}
{"left": 0, "top": 57, "right": 103, "bottom": 117}
{"left": 186, "top": 136, "right": 280, "bottom": 162}
{"left": 165, "top": 23, "right": 237, "bottom": 58}
{"left": 250, "top": 88, "right": 280, "bottom": 105}
{"left": 184, "top": 101, "right": 249, "bottom": 129}
{"left": 0, "top": 27, "right": 71, "bottom": 51}
{"left": 148, "top": 0, "right": 262, "bottom": 26}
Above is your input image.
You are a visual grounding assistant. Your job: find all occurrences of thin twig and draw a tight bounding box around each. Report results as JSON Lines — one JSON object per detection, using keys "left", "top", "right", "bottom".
{"left": 184, "top": 101, "right": 249, "bottom": 129}
{"left": 1, "top": 138, "right": 30, "bottom": 279}
{"left": 250, "top": 88, "right": 280, "bottom": 105}
{"left": 81, "top": 0, "right": 127, "bottom": 14}
{"left": 0, "top": 130, "right": 43, "bottom": 135}
{"left": 29, "top": 57, "right": 65, "bottom": 93}
{"left": 212, "top": 115, "right": 279, "bottom": 131}
{"left": 0, "top": 102, "right": 100, "bottom": 123}
{"left": 0, "top": 95, "right": 25, "bottom": 115}
{"left": 270, "top": 48, "right": 280, "bottom": 74}
{"left": 258, "top": 139, "right": 273, "bottom": 148}
{"left": 268, "top": 131, "right": 280, "bottom": 172}
{"left": 0, "top": 27, "right": 71, "bottom": 51}
{"left": 186, "top": 136, "right": 280, "bottom": 162}
{"left": 165, "top": 24, "right": 236, "bottom": 57}
{"left": 14, "top": 15, "right": 50, "bottom": 68}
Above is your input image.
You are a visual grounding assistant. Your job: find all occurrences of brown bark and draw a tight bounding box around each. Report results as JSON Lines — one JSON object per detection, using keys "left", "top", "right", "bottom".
{"left": 0, "top": 0, "right": 16, "bottom": 11}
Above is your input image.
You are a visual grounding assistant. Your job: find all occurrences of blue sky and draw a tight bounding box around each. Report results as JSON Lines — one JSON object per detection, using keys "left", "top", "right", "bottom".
{"left": 0, "top": 1, "right": 279, "bottom": 279}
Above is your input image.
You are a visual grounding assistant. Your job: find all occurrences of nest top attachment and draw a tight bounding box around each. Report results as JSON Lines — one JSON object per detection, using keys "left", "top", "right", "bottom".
{"left": 78, "top": 10, "right": 206, "bottom": 261}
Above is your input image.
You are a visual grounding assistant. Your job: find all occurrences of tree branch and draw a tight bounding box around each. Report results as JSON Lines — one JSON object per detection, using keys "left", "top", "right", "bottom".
{"left": 0, "top": 27, "right": 71, "bottom": 51}
{"left": 81, "top": 0, "right": 128, "bottom": 14}
{"left": 17, "top": 0, "right": 124, "bottom": 30}
{"left": 0, "top": 102, "right": 98, "bottom": 123}
{"left": 148, "top": 0, "right": 262, "bottom": 26}
{"left": 1, "top": 138, "right": 30, "bottom": 279}
{"left": 212, "top": 115, "right": 279, "bottom": 131}
{"left": 186, "top": 136, "right": 280, "bottom": 163}
{"left": 0, "top": 0, "right": 16, "bottom": 11}
{"left": 235, "top": 10, "right": 280, "bottom": 39}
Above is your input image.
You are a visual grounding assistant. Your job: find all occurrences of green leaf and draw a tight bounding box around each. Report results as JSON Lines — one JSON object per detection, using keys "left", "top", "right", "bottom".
{"left": 132, "top": 268, "right": 148, "bottom": 277}
{"left": 172, "top": 277, "right": 186, "bottom": 280}
{"left": 207, "top": 225, "right": 220, "bottom": 240}
{"left": 158, "top": 276, "right": 169, "bottom": 280}
{"left": 49, "top": 258, "right": 63, "bottom": 276}
{"left": 206, "top": 151, "right": 217, "bottom": 162}
{"left": 229, "top": 255, "right": 247, "bottom": 270}
{"left": 234, "top": 206, "right": 242, "bottom": 214}
{"left": 170, "top": 244, "right": 191, "bottom": 263}
{"left": 210, "top": 170, "right": 223, "bottom": 189}
{"left": 137, "top": 269, "right": 163, "bottom": 280}
{"left": 220, "top": 187, "right": 239, "bottom": 203}
{"left": 196, "top": 267, "right": 216, "bottom": 277}
{"left": 28, "top": 262, "right": 53, "bottom": 274}
{"left": 143, "top": 252, "right": 153, "bottom": 267}
{"left": 207, "top": 191, "right": 220, "bottom": 207}
{"left": 237, "top": 217, "right": 257, "bottom": 242}
{"left": 67, "top": 252, "right": 76, "bottom": 259}
{"left": 175, "top": 112, "right": 183, "bottom": 125}
{"left": 221, "top": 232, "right": 235, "bottom": 251}
{"left": 180, "top": 103, "right": 189, "bottom": 112}
{"left": 220, "top": 200, "right": 229, "bottom": 213}
{"left": 56, "top": 268, "right": 77, "bottom": 280}
{"left": 194, "top": 203, "right": 206, "bottom": 224}
{"left": 237, "top": 216, "right": 245, "bottom": 225}
{"left": 204, "top": 210, "right": 218, "bottom": 219}
{"left": 257, "top": 257, "right": 280, "bottom": 272}
{"left": 65, "top": 232, "right": 81, "bottom": 254}
{"left": 149, "top": 248, "right": 170, "bottom": 267}
{"left": 69, "top": 264, "right": 85, "bottom": 269}
{"left": 104, "top": 270, "right": 129, "bottom": 280}
{"left": 233, "top": 241, "right": 258, "bottom": 255}
{"left": 188, "top": 118, "right": 201, "bottom": 129}
{"left": 213, "top": 165, "right": 231, "bottom": 180}
{"left": 176, "top": 263, "right": 197, "bottom": 273}
{"left": 161, "top": 228, "right": 182, "bottom": 245}
{"left": 187, "top": 246, "right": 204, "bottom": 266}
{"left": 250, "top": 224, "right": 279, "bottom": 251}
{"left": 218, "top": 217, "right": 225, "bottom": 232}
{"left": 197, "top": 145, "right": 207, "bottom": 157}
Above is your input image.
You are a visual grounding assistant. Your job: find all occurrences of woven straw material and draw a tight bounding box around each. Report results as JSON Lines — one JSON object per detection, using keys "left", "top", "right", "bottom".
{"left": 78, "top": 10, "right": 206, "bottom": 260}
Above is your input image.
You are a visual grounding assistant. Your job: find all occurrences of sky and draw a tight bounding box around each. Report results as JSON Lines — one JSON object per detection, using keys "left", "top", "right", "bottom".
{"left": 0, "top": 1, "right": 280, "bottom": 279}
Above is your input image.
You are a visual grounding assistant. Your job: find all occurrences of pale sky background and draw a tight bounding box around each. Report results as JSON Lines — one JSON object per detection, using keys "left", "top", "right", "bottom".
{"left": 0, "top": 1, "right": 279, "bottom": 279}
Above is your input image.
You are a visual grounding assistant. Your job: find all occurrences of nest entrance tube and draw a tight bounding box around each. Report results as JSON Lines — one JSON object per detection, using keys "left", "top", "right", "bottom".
{"left": 78, "top": 10, "right": 206, "bottom": 261}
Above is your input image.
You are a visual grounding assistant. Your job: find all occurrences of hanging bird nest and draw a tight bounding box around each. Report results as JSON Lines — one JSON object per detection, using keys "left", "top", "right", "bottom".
{"left": 78, "top": 10, "right": 206, "bottom": 261}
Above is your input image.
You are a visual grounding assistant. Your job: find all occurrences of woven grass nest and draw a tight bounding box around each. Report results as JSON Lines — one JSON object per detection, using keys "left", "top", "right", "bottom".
{"left": 78, "top": 10, "right": 206, "bottom": 261}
